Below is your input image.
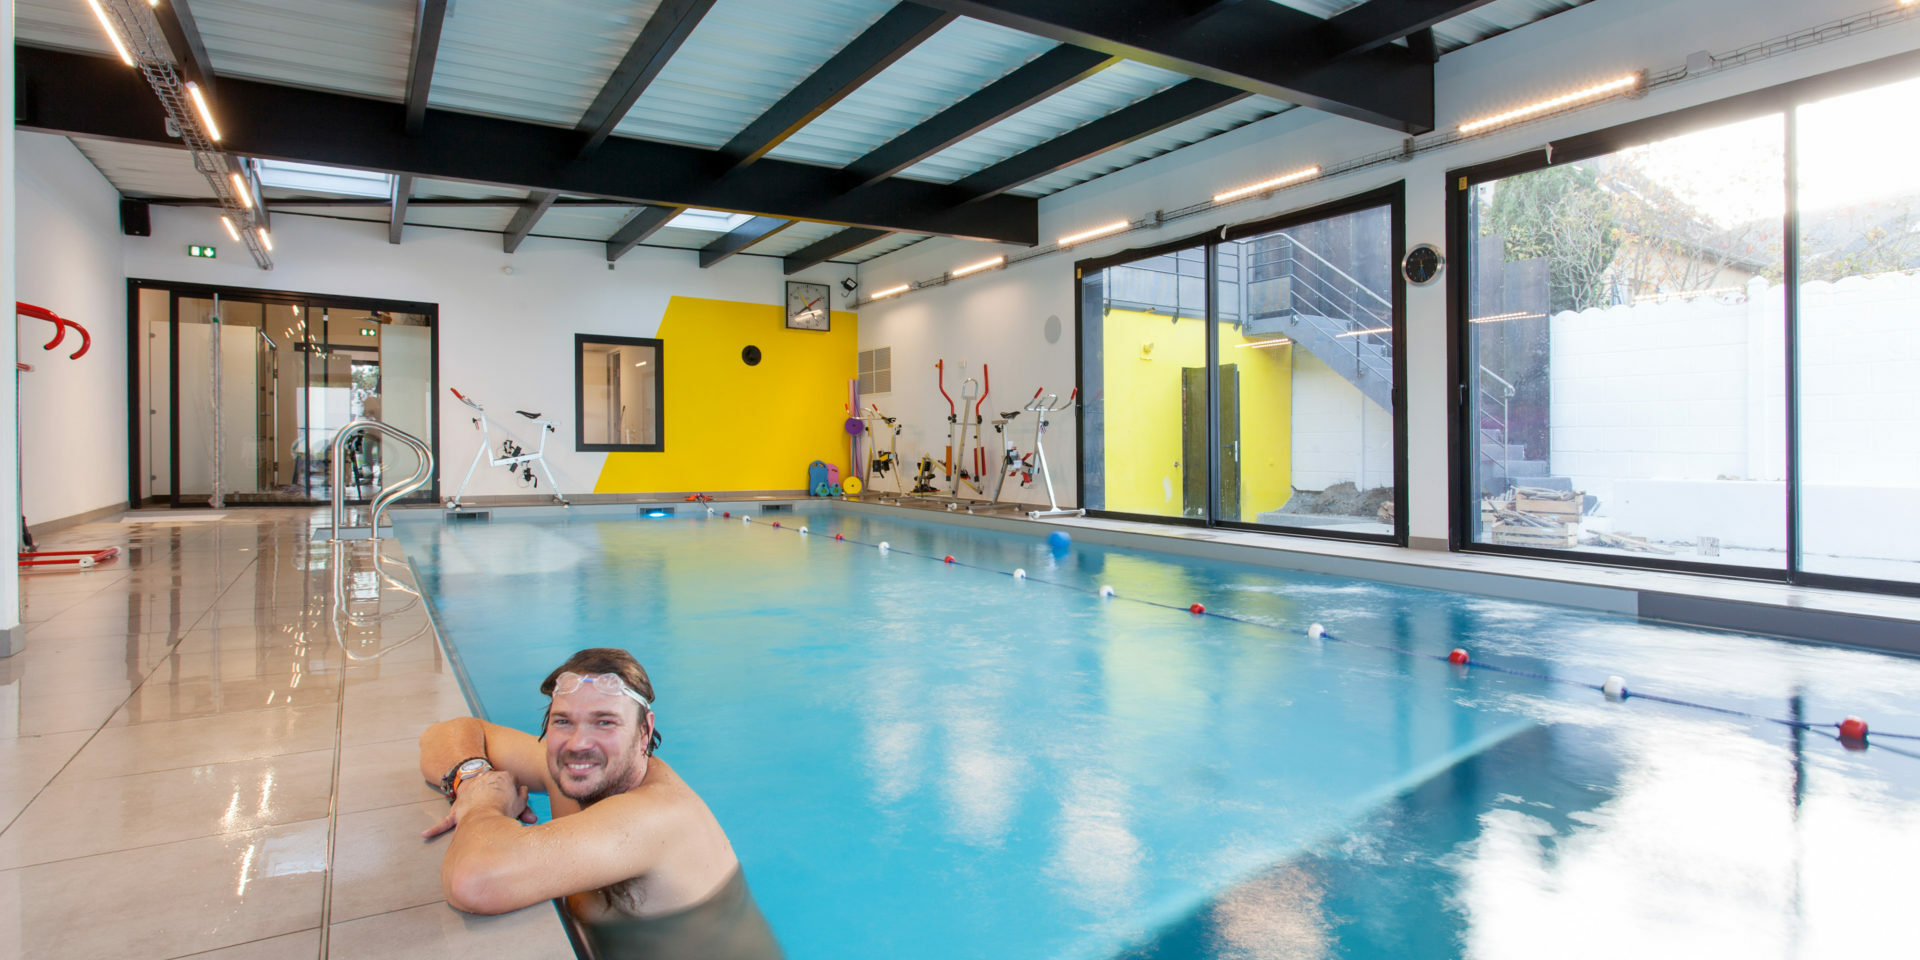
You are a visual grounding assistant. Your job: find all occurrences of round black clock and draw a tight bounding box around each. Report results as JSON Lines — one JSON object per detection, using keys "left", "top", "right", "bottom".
{"left": 1402, "top": 244, "right": 1444, "bottom": 286}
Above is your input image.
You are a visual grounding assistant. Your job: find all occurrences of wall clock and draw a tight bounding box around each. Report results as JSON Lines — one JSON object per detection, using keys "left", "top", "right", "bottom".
{"left": 1402, "top": 244, "right": 1444, "bottom": 286}
{"left": 786, "top": 280, "right": 831, "bottom": 331}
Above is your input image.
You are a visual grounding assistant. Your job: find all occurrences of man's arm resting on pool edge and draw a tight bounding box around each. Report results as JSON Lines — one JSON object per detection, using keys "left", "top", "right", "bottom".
{"left": 428, "top": 770, "right": 670, "bottom": 915}
{"left": 418, "top": 716, "right": 551, "bottom": 797}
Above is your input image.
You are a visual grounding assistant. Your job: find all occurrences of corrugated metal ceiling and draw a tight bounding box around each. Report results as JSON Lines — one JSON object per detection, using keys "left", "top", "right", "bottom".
{"left": 27, "top": 0, "right": 1598, "bottom": 263}
{"left": 431, "top": 0, "right": 660, "bottom": 127}
{"left": 615, "top": 0, "right": 896, "bottom": 149}
{"left": 764, "top": 18, "right": 1057, "bottom": 168}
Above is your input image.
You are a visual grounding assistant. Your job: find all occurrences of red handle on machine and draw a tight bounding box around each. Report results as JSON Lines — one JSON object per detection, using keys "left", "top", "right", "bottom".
{"left": 936, "top": 359, "right": 953, "bottom": 415}
{"left": 16, "top": 302, "right": 91, "bottom": 359}
{"left": 975, "top": 364, "right": 989, "bottom": 419}
{"left": 1031, "top": 387, "right": 1044, "bottom": 400}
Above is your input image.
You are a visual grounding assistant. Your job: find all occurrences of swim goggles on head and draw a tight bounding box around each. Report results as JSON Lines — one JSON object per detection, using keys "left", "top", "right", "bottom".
{"left": 551, "top": 671, "right": 652, "bottom": 711}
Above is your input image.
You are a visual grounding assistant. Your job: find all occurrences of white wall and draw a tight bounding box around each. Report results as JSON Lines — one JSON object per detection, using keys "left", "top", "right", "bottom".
{"left": 1290, "top": 351, "right": 1395, "bottom": 492}
{"left": 121, "top": 202, "right": 854, "bottom": 500}
{"left": 13, "top": 132, "right": 128, "bottom": 527}
{"left": 852, "top": 0, "right": 1920, "bottom": 541}
{"left": 3, "top": 0, "right": 19, "bottom": 645}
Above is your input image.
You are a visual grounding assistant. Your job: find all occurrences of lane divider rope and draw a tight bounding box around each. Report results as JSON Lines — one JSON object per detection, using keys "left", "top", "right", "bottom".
{"left": 733, "top": 515, "right": 1917, "bottom": 758}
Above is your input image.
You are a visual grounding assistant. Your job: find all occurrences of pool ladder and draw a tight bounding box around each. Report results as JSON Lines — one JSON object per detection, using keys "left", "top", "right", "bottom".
{"left": 328, "top": 418, "right": 435, "bottom": 543}
{"left": 325, "top": 419, "right": 438, "bottom": 660}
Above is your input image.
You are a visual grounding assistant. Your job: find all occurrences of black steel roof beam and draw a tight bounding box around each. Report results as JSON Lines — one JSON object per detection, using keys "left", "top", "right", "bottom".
{"left": 575, "top": 0, "right": 718, "bottom": 158}
{"left": 16, "top": 46, "right": 1037, "bottom": 245}
{"left": 502, "top": 191, "right": 559, "bottom": 253}
{"left": 783, "top": 228, "right": 890, "bottom": 275}
{"left": 1316, "top": 1, "right": 1500, "bottom": 60}
{"left": 715, "top": 2, "right": 956, "bottom": 172}
{"left": 151, "top": 0, "right": 215, "bottom": 91}
{"left": 951, "top": 78, "right": 1248, "bottom": 199}
{"left": 388, "top": 173, "right": 412, "bottom": 244}
{"left": 698, "top": 216, "right": 794, "bottom": 268}
{"left": 910, "top": 0, "right": 1434, "bottom": 133}
{"left": 786, "top": 77, "right": 1244, "bottom": 272}
{"left": 404, "top": 0, "right": 449, "bottom": 135}
{"left": 606, "top": 205, "right": 684, "bottom": 262}
{"left": 840, "top": 44, "right": 1117, "bottom": 190}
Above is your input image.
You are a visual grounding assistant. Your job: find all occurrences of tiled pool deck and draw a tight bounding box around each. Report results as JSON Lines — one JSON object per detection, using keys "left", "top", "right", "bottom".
{"left": 0, "top": 507, "right": 573, "bottom": 959}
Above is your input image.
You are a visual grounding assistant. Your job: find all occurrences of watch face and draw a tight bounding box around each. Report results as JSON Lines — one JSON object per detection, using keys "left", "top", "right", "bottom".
{"left": 457, "top": 758, "right": 489, "bottom": 777}
{"left": 1403, "top": 244, "right": 1444, "bottom": 285}
{"left": 786, "top": 281, "right": 831, "bottom": 330}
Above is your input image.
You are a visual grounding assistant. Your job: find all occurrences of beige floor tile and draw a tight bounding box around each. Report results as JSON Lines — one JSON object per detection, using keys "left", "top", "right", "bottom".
{"left": 340, "top": 672, "right": 471, "bottom": 746}
{"left": 327, "top": 800, "right": 454, "bottom": 923}
{"left": 0, "top": 686, "right": 129, "bottom": 738}
{"left": 168, "top": 928, "right": 319, "bottom": 959}
{"left": 336, "top": 737, "right": 445, "bottom": 815}
{"left": 0, "top": 652, "right": 149, "bottom": 700}
{"left": 111, "top": 670, "right": 345, "bottom": 726}
{"left": 0, "top": 731, "right": 93, "bottom": 826}
{"left": 0, "top": 749, "right": 335, "bottom": 869}
{"left": 22, "top": 611, "right": 204, "bottom": 644}
{"left": 55, "top": 703, "right": 339, "bottom": 783}
{"left": 325, "top": 901, "right": 574, "bottom": 959}
{"left": 0, "top": 819, "right": 328, "bottom": 960}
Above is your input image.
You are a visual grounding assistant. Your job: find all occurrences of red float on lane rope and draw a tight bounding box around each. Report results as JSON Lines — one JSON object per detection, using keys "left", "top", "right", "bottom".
{"left": 943, "top": 555, "right": 955, "bottom": 564}
{"left": 835, "top": 533, "right": 844, "bottom": 540}
{"left": 1839, "top": 716, "right": 1869, "bottom": 740}
{"left": 1189, "top": 603, "right": 1205, "bottom": 614}
{"left": 723, "top": 511, "right": 730, "bottom": 518}
{"left": 772, "top": 522, "right": 781, "bottom": 528}
{"left": 1448, "top": 648, "right": 1471, "bottom": 665}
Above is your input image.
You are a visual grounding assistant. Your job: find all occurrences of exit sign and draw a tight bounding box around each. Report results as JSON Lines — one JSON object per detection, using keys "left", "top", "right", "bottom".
{"left": 187, "top": 245, "right": 217, "bottom": 259}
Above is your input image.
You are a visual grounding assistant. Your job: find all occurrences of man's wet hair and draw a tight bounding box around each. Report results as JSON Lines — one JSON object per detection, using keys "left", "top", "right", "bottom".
{"left": 540, "top": 647, "right": 663, "bottom": 754}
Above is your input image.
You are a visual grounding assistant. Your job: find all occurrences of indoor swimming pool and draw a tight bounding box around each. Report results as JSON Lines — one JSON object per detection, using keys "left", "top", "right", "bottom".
{"left": 393, "top": 506, "right": 1920, "bottom": 960}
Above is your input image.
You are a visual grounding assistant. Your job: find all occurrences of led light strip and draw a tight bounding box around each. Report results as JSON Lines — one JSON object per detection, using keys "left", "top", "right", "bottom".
{"left": 867, "top": 283, "right": 911, "bottom": 301}
{"left": 950, "top": 256, "right": 1005, "bottom": 278}
{"left": 1335, "top": 326, "right": 1392, "bottom": 338}
{"left": 1057, "top": 220, "right": 1130, "bottom": 246}
{"left": 1468, "top": 311, "right": 1545, "bottom": 324}
{"left": 1459, "top": 74, "right": 1641, "bottom": 134}
{"left": 1212, "top": 166, "right": 1320, "bottom": 204}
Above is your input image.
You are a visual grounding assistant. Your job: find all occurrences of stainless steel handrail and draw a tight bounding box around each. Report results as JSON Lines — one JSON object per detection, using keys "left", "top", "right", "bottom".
{"left": 330, "top": 418, "right": 436, "bottom": 543}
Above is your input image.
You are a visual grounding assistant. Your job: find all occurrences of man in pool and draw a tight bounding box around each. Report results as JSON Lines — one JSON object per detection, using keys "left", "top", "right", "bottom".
{"left": 418, "top": 647, "right": 780, "bottom": 958}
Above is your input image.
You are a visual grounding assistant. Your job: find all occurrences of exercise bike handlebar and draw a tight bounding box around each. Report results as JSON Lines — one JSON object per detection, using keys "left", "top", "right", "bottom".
{"left": 936, "top": 359, "right": 954, "bottom": 416}
{"left": 1024, "top": 387, "right": 1080, "bottom": 413}
{"left": 450, "top": 387, "right": 483, "bottom": 412}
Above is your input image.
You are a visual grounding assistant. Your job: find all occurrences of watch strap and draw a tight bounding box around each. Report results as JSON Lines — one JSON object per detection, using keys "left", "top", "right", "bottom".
{"left": 440, "top": 756, "right": 491, "bottom": 799}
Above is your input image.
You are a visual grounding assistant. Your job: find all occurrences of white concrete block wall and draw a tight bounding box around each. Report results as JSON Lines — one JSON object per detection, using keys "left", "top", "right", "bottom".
{"left": 1289, "top": 351, "right": 1394, "bottom": 492}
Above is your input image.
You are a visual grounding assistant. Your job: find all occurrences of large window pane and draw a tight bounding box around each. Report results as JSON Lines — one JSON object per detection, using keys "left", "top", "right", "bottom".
{"left": 1215, "top": 205, "right": 1395, "bottom": 533}
{"left": 1466, "top": 115, "right": 1787, "bottom": 567}
{"left": 1080, "top": 247, "right": 1210, "bottom": 518}
{"left": 1794, "top": 76, "right": 1920, "bottom": 584}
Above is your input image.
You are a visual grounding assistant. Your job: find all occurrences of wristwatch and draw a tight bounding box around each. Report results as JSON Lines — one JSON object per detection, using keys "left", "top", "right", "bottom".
{"left": 439, "top": 756, "right": 491, "bottom": 800}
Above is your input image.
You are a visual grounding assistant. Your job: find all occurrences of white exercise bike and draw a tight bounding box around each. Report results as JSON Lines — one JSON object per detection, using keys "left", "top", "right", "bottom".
{"left": 446, "top": 388, "right": 568, "bottom": 508}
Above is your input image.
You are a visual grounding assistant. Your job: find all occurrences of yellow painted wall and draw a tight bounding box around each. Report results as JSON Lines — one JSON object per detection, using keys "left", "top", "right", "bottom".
{"left": 1099, "top": 308, "right": 1292, "bottom": 520}
{"left": 594, "top": 296, "right": 856, "bottom": 493}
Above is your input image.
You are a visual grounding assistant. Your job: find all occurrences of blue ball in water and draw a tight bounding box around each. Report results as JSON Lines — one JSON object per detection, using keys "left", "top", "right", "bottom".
{"left": 1047, "top": 531, "right": 1071, "bottom": 553}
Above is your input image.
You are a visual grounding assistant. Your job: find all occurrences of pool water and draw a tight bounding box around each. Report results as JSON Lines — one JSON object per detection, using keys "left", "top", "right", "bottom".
{"left": 395, "top": 507, "right": 1920, "bottom": 960}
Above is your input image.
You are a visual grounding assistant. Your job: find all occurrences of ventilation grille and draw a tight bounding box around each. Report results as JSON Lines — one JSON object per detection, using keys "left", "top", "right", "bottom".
{"left": 858, "top": 346, "right": 891, "bottom": 395}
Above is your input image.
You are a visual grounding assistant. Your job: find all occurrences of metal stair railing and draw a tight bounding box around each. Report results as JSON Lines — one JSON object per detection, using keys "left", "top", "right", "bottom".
{"left": 1478, "top": 366, "right": 1516, "bottom": 489}
{"left": 1244, "top": 233, "right": 1395, "bottom": 406}
{"left": 329, "top": 419, "right": 436, "bottom": 543}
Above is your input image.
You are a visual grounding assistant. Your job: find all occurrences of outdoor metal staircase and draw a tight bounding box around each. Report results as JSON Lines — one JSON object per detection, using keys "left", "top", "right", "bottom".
{"left": 1237, "top": 233, "right": 1394, "bottom": 410}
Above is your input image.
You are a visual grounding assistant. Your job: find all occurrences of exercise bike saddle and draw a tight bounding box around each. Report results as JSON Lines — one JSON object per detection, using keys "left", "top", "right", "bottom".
{"left": 515, "top": 410, "right": 542, "bottom": 420}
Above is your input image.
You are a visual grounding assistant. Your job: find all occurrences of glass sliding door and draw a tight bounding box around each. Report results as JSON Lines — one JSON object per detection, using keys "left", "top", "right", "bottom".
{"left": 1793, "top": 76, "right": 1920, "bottom": 585}
{"left": 1214, "top": 201, "right": 1398, "bottom": 534}
{"left": 160, "top": 285, "right": 436, "bottom": 507}
{"left": 1080, "top": 244, "right": 1212, "bottom": 519}
{"left": 1078, "top": 186, "right": 1407, "bottom": 543}
{"left": 1461, "top": 115, "right": 1787, "bottom": 568}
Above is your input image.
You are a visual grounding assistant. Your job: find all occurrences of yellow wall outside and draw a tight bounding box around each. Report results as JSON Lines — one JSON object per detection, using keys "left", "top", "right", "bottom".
{"left": 1099, "top": 308, "right": 1292, "bottom": 520}
{"left": 594, "top": 296, "right": 856, "bottom": 493}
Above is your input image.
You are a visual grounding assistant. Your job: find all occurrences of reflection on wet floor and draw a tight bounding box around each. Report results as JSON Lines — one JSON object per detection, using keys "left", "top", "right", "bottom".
{"left": 0, "top": 508, "right": 574, "bottom": 960}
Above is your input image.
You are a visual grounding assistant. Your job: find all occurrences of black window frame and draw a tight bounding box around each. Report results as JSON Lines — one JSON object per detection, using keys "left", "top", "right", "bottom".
{"left": 1444, "top": 47, "right": 1920, "bottom": 598}
{"left": 1074, "top": 181, "right": 1410, "bottom": 547}
{"left": 574, "top": 333, "right": 665, "bottom": 453}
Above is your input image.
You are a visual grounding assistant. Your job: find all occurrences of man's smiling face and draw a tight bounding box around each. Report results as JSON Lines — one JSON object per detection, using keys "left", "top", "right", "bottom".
{"left": 545, "top": 687, "right": 650, "bottom": 804}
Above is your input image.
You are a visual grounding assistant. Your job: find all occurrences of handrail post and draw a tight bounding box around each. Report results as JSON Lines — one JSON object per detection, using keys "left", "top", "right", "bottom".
{"left": 330, "top": 418, "right": 436, "bottom": 543}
